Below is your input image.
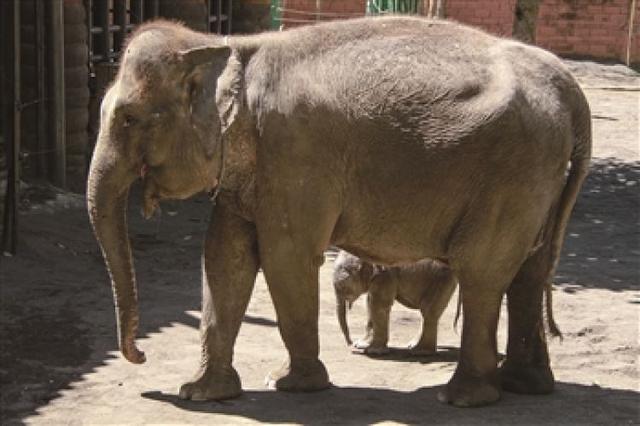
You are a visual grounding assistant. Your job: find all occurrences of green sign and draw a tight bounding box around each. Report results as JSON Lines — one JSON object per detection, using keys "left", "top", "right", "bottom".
{"left": 366, "top": 0, "right": 419, "bottom": 14}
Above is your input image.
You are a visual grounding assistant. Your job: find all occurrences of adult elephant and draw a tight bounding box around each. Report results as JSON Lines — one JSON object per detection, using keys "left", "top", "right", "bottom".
{"left": 87, "top": 16, "right": 591, "bottom": 407}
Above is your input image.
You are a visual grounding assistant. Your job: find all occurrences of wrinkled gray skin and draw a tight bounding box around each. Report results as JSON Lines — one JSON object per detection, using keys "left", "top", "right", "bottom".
{"left": 87, "top": 16, "right": 591, "bottom": 407}
{"left": 333, "top": 250, "right": 457, "bottom": 355}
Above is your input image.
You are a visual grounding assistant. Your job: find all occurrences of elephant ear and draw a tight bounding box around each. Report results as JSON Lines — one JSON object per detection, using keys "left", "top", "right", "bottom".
{"left": 178, "top": 45, "right": 242, "bottom": 143}
{"left": 179, "top": 45, "right": 231, "bottom": 68}
{"left": 360, "top": 262, "right": 376, "bottom": 284}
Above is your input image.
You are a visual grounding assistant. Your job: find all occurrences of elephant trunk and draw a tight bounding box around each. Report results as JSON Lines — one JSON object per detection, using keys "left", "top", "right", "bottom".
{"left": 87, "top": 139, "right": 145, "bottom": 364}
{"left": 337, "top": 298, "right": 352, "bottom": 346}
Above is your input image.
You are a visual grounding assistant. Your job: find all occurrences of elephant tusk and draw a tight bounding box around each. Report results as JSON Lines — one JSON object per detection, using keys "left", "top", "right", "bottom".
{"left": 140, "top": 163, "right": 148, "bottom": 179}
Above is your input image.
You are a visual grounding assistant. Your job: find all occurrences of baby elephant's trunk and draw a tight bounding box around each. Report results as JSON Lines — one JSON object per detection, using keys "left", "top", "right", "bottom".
{"left": 337, "top": 299, "right": 352, "bottom": 345}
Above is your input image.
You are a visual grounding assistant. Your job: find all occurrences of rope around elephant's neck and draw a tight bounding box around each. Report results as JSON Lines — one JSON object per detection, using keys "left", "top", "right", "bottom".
{"left": 208, "top": 134, "right": 226, "bottom": 206}
{"left": 208, "top": 36, "right": 231, "bottom": 206}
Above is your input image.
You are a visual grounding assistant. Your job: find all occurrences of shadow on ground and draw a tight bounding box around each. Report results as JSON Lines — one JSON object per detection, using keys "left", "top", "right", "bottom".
{"left": 556, "top": 158, "right": 640, "bottom": 292}
{"left": 140, "top": 382, "right": 638, "bottom": 424}
{"left": 350, "top": 345, "right": 461, "bottom": 363}
{"left": 1, "top": 158, "right": 638, "bottom": 423}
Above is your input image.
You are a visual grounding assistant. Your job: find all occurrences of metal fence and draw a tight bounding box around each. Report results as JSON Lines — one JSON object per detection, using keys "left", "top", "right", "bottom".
{"left": 366, "top": 0, "right": 419, "bottom": 14}
{"left": 270, "top": 0, "right": 419, "bottom": 30}
{"left": 1, "top": 0, "right": 66, "bottom": 255}
{"left": 1, "top": 0, "right": 233, "bottom": 255}
{"left": 270, "top": 0, "right": 364, "bottom": 29}
{"left": 87, "top": 0, "right": 232, "bottom": 65}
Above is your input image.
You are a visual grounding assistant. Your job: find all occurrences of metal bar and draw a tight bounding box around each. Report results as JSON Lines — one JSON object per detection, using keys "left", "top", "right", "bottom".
{"left": 95, "top": 0, "right": 110, "bottom": 61}
{"left": 51, "top": 0, "right": 66, "bottom": 187}
{"left": 205, "top": 0, "right": 211, "bottom": 32}
{"left": 145, "top": 0, "right": 159, "bottom": 19}
{"left": 225, "top": 0, "right": 232, "bottom": 34}
{"left": 278, "top": 16, "right": 324, "bottom": 24}
{"left": 131, "top": 0, "right": 144, "bottom": 24}
{"left": 90, "top": 24, "right": 135, "bottom": 34}
{"left": 113, "top": 0, "right": 127, "bottom": 51}
{"left": 2, "top": 0, "right": 20, "bottom": 255}
{"left": 86, "top": 0, "right": 93, "bottom": 59}
{"left": 216, "top": 0, "right": 222, "bottom": 33}
{"left": 278, "top": 7, "right": 363, "bottom": 17}
{"left": 35, "top": 0, "right": 47, "bottom": 177}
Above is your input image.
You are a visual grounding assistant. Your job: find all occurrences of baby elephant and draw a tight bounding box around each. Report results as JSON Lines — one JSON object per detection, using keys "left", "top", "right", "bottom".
{"left": 333, "top": 250, "right": 457, "bottom": 355}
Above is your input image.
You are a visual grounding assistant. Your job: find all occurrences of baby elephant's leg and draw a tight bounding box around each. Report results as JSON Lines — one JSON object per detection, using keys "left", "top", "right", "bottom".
{"left": 409, "top": 279, "right": 457, "bottom": 355}
{"left": 353, "top": 281, "right": 394, "bottom": 355}
{"left": 408, "top": 300, "right": 439, "bottom": 355}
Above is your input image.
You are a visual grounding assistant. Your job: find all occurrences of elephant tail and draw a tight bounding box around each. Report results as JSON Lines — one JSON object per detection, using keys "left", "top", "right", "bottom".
{"left": 544, "top": 281, "right": 562, "bottom": 339}
{"left": 453, "top": 290, "right": 462, "bottom": 333}
{"left": 543, "top": 87, "right": 592, "bottom": 339}
{"left": 549, "top": 89, "right": 592, "bottom": 279}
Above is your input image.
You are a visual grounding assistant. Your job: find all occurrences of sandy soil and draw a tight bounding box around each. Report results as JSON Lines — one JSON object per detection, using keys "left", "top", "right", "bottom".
{"left": 1, "top": 60, "right": 638, "bottom": 425}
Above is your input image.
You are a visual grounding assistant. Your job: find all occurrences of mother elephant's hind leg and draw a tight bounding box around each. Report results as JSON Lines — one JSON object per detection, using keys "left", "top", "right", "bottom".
{"left": 179, "top": 204, "right": 259, "bottom": 401}
{"left": 500, "top": 242, "right": 555, "bottom": 394}
{"left": 437, "top": 270, "right": 505, "bottom": 407}
{"left": 439, "top": 230, "right": 532, "bottom": 407}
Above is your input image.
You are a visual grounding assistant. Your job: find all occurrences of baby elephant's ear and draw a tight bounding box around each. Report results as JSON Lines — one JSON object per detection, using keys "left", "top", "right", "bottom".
{"left": 178, "top": 45, "right": 231, "bottom": 69}
{"left": 360, "top": 262, "right": 375, "bottom": 282}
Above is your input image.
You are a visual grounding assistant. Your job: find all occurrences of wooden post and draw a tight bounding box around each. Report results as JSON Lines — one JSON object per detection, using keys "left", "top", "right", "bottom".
{"left": 435, "top": 0, "right": 445, "bottom": 17}
{"left": 627, "top": 0, "right": 637, "bottom": 66}
{"left": 50, "top": 0, "right": 66, "bottom": 188}
{"left": 513, "top": 0, "right": 540, "bottom": 43}
{"left": 426, "top": 0, "right": 445, "bottom": 18}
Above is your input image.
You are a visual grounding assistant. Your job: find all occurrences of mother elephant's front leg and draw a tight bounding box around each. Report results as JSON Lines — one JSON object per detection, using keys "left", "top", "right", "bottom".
{"left": 260, "top": 236, "right": 331, "bottom": 392}
{"left": 257, "top": 191, "right": 338, "bottom": 392}
{"left": 179, "top": 204, "right": 259, "bottom": 401}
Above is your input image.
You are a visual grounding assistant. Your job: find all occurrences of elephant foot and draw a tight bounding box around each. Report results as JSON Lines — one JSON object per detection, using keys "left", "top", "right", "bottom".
{"left": 178, "top": 366, "right": 242, "bottom": 401}
{"left": 265, "top": 358, "right": 330, "bottom": 392}
{"left": 352, "top": 339, "right": 390, "bottom": 355}
{"left": 499, "top": 361, "right": 555, "bottom": 394}
{"left": 407, "top": 339, "right": 436, "bottom": 356}
{"left": 437, "top": 371, "right": 501, "bottom": 407}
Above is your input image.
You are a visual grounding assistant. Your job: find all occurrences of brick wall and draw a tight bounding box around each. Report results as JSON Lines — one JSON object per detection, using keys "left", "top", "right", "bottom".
{"left": 254, "top": 0, "right": 638, "bottom": 64}
{"left": 446, "top": 0, "right": 517, "bottom": 36}
{"left": 536, "top": 0, "right": 639, "bottom": 64}
{"left": 280, "top": 0, "right": 365, "bottom": 28}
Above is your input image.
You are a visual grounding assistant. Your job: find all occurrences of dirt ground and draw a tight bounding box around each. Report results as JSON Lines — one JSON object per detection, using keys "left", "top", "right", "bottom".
{"left": 1, "top": 60, "right": 638, "bottom": 425}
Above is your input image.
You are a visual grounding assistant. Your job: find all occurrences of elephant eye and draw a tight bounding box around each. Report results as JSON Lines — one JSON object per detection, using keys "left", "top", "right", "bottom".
{"left": 122, "top": 114, "right": 138, "bottom": 128}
